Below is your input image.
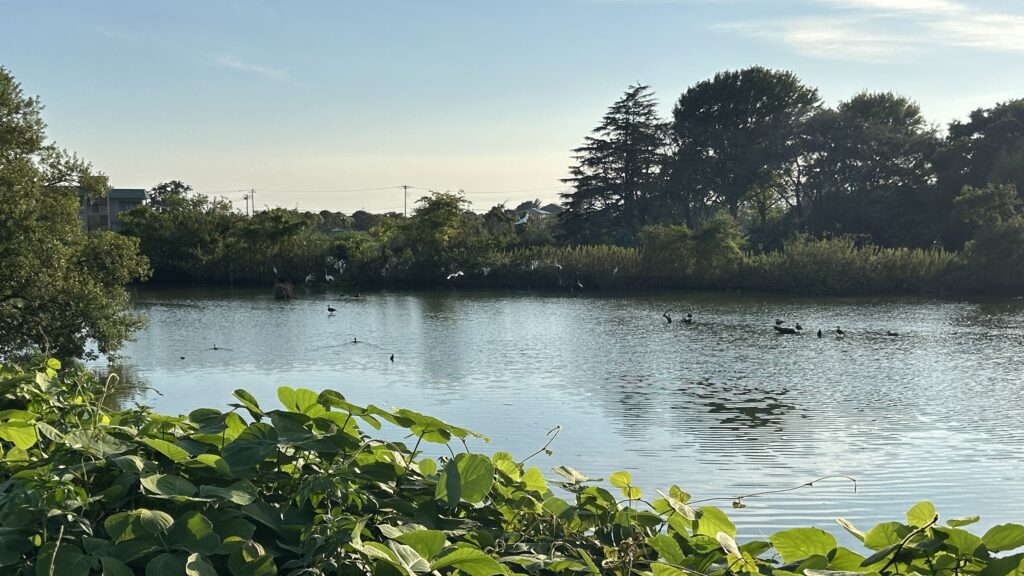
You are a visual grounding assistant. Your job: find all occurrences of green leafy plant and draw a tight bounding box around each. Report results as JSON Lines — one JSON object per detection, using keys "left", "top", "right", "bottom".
{"left": 1, "top": 361, "right": 1022, "bottom": 575}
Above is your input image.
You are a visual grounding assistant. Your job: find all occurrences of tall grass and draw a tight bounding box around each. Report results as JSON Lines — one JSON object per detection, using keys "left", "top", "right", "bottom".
{"left": 741, "top": 236, "right": 955, "bottom": 295}
{"left": 486, "top": 245, "right": 640, "bottom": 289}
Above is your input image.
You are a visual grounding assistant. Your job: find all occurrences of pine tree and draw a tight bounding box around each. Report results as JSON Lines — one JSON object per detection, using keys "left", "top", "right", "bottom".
{"left": 560, "top": 84, "right": 669, "bottom": 245}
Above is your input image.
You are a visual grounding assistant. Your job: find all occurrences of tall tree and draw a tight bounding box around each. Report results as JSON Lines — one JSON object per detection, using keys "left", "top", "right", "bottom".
{"left": 936, "top": 99, "right": 1024, "bottom": 197}
{"left": 560, "top": 84, "right": 669, "bottom": 245}
{"left": 669, "top": 67, "right": 820, "bottom": 220}
{"left": 0, "top": 67, "right": 150, "bottom": 360}
{"left": 147, "top": 179, "right": 192, "bottom": 211}
{"left": 804, "top": 92, "right": 939, "bottom": 246}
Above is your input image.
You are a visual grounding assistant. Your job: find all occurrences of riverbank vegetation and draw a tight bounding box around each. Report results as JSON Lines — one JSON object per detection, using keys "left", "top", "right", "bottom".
{"left": 115, "top": 68, "right": 1024, "bottom": 295}
{"left": 3, "top": 359, "right": 1024, "bottom": 575}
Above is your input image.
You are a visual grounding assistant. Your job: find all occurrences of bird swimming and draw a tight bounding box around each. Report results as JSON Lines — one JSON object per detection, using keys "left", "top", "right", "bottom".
{"left": 663, "top": 310, "right": 672, "bottom": 324}
{"left": 352, "top": 337, "right": 358, "bottom": 343}
{"left": 773, "top": 324, "right": 800, "bottom": 335}
{"left": 817, "top": 329, "right": 822, "bottom": 338}
{"left": 682, "top": 313, "right": 693, "bottom": 324}
{"left": 775, "top": 319, "right": 784, "bottom": 326}
{"left": 886, "top": 330, "right": 899, "bottom": 337}
{"left": 795, "top": 322, "right": 803, "bottom": 331}
{"left": 835, "top": 326, "right": 845, "bottom": 339}
{"left": 389, "top": 354, "right": 394, "bottom": 362}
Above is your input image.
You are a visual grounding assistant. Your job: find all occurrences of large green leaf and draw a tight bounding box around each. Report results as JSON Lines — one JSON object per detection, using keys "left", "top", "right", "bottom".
{"left": 863, "top": 522, "right": 909, "bottom": 551}
{"left": 0, "top": 421, "right": 37, "bottom": 450}
{"left": 609, "top": 470, "right": 631, "bottom": 488}
{"left": 651, "top": 564, "right": 689, "bottom": 576}
{"left": 770, "top": 527, "right": 837, "bottom": 564}
{"left": 435, "top": 453, "right": 495, "bottom": 506}
{"left": 200, "top": 480, "right": 258, "bottom": 505}
{"left": 222, "top": 423, "right": 278, "bottom": 470}
{"left": 34, "top": 542, "right": 91, "bottom": 576}
{"left": 166, "top": 511, "right": 220, "bottom": 555}
{"left": 142, "top": 438, "right": 190, "bottom": 463}
{"left": 146, "top": 552, "right": 187, "bottom": 576}
{"left": 430, "top": 548, "right": 504, "bottom": 576}
{"left": 983, "top": 524, "right": 1024, "bottom": 552}
{"left": 948, "top": 516, "right": 981, "bottom": 528}
{"left": 646, "top": 534, "right": 685, "bottom": 565}
{"left": 65, "top": 429, "right": 132, "bottom": 457}
{"left": 695, "top": 506, "right": 735, "bottom": 539}
{"left": 140, "top": 474, "right": 198, "bottom": 498}
{"left": 935, "top": 527, "right": 985, "bottom": 555}
{"left": 232, "top": 389, "right": 264, "bottom": 421}
{"left": 523, "top": 467, "right": 547, "bottom": 493}
{"left": 394, "top": 530, "right": 447, "bottom": 560}
{"left": 184, "top": 553, "right": 217, "bottom": 576}
{"left": 277, "top": 386, "right": 326, "bottom": 417}
{"left": 907, "top": 501, "right": 937, "bottom": 527}
{"left": 105, "top": 509, "right": 173, "bottom": 543}
{"left": 99, "top": 556, "right": 134, "bottom": 576}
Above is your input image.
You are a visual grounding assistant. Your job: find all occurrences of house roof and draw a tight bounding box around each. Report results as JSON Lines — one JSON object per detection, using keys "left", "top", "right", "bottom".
{"left": 108, "top": 188, "right": 146, "bottom": 200}
{"left": 77, "top": 188, "right": 147, "bottom": 200}
{"left": 529, "top": 203, "right": 564, "bottom": 216}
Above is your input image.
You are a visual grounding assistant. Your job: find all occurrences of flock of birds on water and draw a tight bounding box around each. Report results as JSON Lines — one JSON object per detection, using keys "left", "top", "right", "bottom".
{"left": 662, "top": 309, "right": 899, "bottom": 339}
{"left": 188, "top": 299, "right": 900, "bottom": 361}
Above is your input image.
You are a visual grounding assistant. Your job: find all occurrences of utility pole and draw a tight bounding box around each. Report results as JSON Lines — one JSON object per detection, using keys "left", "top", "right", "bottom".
{"left": 250, "top": 189, "right": 256, "bottom": 214}
{"left": 402, "top": 185, "right": 409, "bottom": 217}
{"left": 243, "top": 193, "right": 250, "bottom": 216}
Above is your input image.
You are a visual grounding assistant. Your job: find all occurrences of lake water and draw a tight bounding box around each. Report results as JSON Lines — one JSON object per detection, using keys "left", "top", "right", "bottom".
{"left": 95, "top": 287, "right": 1024, "bottom": 542}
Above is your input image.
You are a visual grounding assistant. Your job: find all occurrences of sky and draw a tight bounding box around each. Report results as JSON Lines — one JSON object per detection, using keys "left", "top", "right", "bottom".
{"left": 2, "top": 0, "right": 1023, "bottom": 214}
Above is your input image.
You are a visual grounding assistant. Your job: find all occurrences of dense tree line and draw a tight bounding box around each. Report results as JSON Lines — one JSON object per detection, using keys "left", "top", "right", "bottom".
{"left": 117, "top": 67, "right": 1024, "bottom": 294}
{"left": 562, "top": 68, "right": 1024, "bottom": 256}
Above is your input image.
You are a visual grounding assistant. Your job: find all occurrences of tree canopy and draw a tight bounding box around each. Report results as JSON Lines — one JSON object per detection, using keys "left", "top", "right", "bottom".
{"left": 0, "top": 67, "right": 150, "bottom": 361}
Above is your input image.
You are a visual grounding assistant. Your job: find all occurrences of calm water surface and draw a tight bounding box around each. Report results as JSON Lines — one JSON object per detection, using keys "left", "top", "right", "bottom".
{"left": 96, "top": 288, "right": 1024, "bottom": 541}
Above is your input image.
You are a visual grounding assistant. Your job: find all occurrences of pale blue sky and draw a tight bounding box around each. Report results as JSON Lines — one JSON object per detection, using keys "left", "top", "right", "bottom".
{"left": 3, "top": 0, "right": 1023, "bottom": 213}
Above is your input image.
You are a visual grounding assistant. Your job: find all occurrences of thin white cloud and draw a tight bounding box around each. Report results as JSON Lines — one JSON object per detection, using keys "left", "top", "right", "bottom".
{"left": 815, "top": 0, "right": 966, "bottom": 15}
{"left": 719, "top": 0, "right": 1024, "bottom": 62}
{"left": 213, "top": 53, "right": 290, "bottom": 83}
{"left": 928, "top": 13, "right": 1024, "bottom": 52}
{"left": 718, "top": 17, "right": 921, "bottom": 63}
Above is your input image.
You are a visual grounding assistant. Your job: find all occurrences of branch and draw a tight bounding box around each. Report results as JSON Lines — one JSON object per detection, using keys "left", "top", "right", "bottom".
{"left": 689, "top": 475, "right": 858, "bottom": 507}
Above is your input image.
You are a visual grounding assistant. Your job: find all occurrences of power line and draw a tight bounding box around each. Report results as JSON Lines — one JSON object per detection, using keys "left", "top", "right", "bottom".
{"left": 258, "top": 186, "right": 401, "bottom": 194}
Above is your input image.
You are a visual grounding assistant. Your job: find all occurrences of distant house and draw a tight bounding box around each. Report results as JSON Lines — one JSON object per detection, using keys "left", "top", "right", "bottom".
{"left": 529, "top": 203, "right": 564, "bottom": 217}
{"left": 78, "top": 188, "right": 146, "bottom": 232}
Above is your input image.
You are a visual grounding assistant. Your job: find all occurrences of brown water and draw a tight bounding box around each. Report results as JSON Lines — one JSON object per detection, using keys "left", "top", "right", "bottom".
{"left": 97, "top": 288, "right": 1024, "bottom": 541}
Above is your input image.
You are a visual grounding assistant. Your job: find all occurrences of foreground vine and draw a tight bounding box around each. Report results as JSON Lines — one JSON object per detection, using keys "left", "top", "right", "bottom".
{"left": 1, "top": 360, "right": 1022, "bottom": 575}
